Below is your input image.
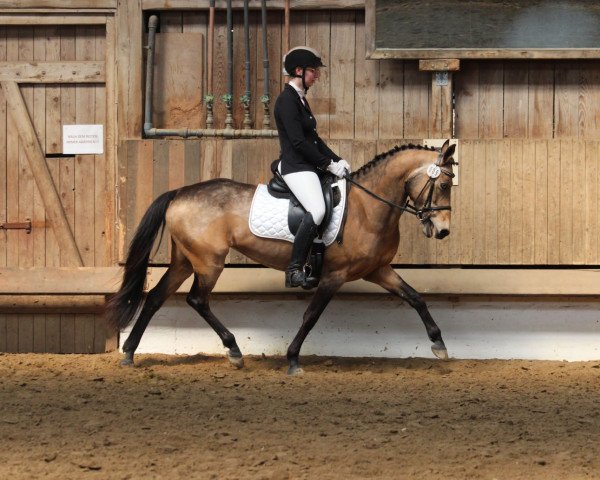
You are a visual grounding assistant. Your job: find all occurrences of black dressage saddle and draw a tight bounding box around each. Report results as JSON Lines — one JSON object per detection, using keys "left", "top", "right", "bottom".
{"left": 267, "top": 160, "right": 341, "bottom": 238}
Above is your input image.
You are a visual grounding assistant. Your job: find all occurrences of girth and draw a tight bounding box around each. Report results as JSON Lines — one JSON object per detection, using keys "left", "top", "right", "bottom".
{"left": 267, "top": 160, "right": 341, "bottom": 237}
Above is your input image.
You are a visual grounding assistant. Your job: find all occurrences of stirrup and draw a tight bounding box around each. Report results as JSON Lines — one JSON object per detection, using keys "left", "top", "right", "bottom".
{"left": 285, "top": 269, "right": 306, "bottom": 288}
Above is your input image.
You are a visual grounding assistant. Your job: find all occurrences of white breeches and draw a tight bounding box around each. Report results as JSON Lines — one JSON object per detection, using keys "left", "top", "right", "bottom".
{"left": 280, "top": 168, "right": 326, "bottom": 226}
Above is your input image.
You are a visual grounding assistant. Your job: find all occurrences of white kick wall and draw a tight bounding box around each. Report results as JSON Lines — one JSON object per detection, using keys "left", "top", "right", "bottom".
{"left": 121, "top": 294, "right": 600, "bottom": 361}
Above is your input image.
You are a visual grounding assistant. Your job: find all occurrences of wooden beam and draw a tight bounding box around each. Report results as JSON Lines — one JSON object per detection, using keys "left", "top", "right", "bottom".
{"left": 148, "top": 268, "right": 600, "bottom": 296}
{"left": 105, "top": 15, "right": 118, "bottom": 265}
{"left": 368, "top": 48, "right": 600, "bottom": 60}
{"left": 0, "top": 295, "right": 105, "bottom": 313}
{"left": 3, "top": 266, "right": 600, "bottom": 296}
{"left": 0, "top": 14, "right": 109, "bottom": 25}
{"left": 0, "top": 268, "right": 122, "bottom": 294}
{"left": 1, "top": 81, "right": 84, "bottom": 267}
{"left": 116, "top": 0, "right": 143, "bottom": 138}
{"left": 419, "top": 59, "right": 460, "bottom": 72}
{"left": 142, "top": 0, "right": 364, "bottom": 10}
{"left": 0, "top": 61, "right": 105, "bottom": 83}
{"left": 0, "top": 1, "right": 116, "bottom": 8}
{"left": 429, "top": 71, "right": 454, "bottom": 138}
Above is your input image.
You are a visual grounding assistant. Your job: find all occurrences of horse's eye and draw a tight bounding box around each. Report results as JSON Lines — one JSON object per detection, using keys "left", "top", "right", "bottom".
{"left": 440, "top": 183, "right": 449, "bottom": 191}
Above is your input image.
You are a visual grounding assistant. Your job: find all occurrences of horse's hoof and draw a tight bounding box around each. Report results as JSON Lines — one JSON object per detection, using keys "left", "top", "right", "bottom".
{"left": 120, "top": 351, "right": 135, "bottom": 367}
{"left": 287, "top": 366, "right": 305, "bottom": 376}
{"left": 431, "top": 341, "right": 449, "bottom": 360}
{"left": 227, "top": 352, "right": 244, "bottom": 369}
{"left": 120, "top": 358, "right": 134, "bottom": 367}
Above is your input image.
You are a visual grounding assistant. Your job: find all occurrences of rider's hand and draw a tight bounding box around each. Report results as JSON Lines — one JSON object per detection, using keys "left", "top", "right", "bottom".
{"left": 337, "top": 159, "right": 351, "bottom": 172}
{"left": 327, "top": 160, "right": 347, "bottom": 178}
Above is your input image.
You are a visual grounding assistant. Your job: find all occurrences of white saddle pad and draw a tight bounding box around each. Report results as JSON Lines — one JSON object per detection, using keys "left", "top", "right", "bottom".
{"left": 249, "top": 179, "right": 346, "bottom": 246}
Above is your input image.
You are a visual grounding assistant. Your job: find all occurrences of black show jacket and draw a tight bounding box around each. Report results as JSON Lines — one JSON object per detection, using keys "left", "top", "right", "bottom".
{"left": 274, "top": 83, "right": 341, "bottom": 175}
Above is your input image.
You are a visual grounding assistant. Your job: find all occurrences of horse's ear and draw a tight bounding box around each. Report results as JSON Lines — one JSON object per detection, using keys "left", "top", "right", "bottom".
{"left": 441, "top": 141, "right": 456, "bottom": 164}
{"left": 440, "top": 139, "right": 451, "bottom": 154}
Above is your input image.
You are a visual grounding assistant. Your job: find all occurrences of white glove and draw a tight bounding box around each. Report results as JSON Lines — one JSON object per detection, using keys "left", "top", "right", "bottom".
{"left": 326, "top": 160, "right": 347, "bottom": 178}
{"left": 337, "top": 159, "right": 351, "bottom": 172}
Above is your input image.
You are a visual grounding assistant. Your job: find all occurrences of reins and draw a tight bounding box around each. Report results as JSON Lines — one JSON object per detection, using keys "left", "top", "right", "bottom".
{"left": 343, "top": 152, "right": 455, "bottom": 222}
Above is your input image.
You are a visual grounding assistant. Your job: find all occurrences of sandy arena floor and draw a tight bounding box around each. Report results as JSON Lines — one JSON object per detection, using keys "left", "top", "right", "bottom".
{"left": 0, "top": 352, "right": 599, "bottom": 479}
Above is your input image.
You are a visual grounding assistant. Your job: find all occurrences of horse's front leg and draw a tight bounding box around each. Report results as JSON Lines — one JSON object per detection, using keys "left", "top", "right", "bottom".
{"left": 286, "top": 276, "right": 344, "bottom": 376}
{"left": 365, "top": 265, "right": 448, "bottom": 360}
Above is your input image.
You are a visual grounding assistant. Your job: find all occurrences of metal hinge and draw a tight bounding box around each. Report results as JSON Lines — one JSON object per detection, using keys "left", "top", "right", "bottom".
{"left": 1, "top": 219, "right": 32, "bottom": 234}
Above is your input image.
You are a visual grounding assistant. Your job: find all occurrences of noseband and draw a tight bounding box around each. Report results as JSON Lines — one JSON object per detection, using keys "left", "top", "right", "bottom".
{"left": 344, "top": 152, "right": 455, "bottom": 222}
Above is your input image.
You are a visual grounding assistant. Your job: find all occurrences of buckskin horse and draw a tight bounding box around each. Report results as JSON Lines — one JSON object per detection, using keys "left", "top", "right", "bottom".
{"left": 106, "top": 141, "right": 457, "bottom": 375}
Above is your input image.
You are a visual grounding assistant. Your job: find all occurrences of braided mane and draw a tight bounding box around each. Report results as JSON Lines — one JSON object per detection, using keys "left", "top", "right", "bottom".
{"left": 351, "top": 143, "right": 437, "bottom": 178}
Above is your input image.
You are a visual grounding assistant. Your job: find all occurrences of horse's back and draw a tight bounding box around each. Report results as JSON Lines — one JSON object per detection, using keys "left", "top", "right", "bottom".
{"left": 165, "top": 178, "right": 256, "bottom": 249}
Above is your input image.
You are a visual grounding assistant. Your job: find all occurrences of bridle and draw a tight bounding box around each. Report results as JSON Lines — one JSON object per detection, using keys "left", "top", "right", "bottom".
{"left": 343, "top": 152, "right": 455, "bottom": 223}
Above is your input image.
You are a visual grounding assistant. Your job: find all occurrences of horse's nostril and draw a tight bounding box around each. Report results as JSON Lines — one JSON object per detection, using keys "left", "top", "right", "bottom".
{"left": 436, "top": 229, "right": 449, "bottom": 239}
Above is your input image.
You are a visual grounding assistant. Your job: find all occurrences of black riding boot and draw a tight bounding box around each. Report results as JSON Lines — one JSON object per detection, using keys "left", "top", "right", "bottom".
{"left": 286, "top": 212, "right": 318, "bottom": 288}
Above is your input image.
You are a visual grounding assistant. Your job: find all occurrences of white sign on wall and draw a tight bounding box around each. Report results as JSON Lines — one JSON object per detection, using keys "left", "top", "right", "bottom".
{"left": 62, "top": 124, "right": 104, "bottom": 154}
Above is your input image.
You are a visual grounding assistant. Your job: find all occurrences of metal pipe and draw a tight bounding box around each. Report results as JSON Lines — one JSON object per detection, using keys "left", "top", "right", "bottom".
{"left": 144, "top": 14, "right": 159, "bottom": 135}
{"left": 224, "top": 0, "right": 234, "bottom": 129}
{"left": 205, "top": 0, "right": 216, "bottom": 128}
{"left": 145, "top": 127, "right": 278, "bottom": 138}
{"left": 284, "top": 0, "right": 290, "bottom": 54}
{"left": 261, "top": 0, "right": 271, "bottom": 129}
{"left": 207, "top": 0, "right": 215, "bottom": 94}
{"left": 242, "top": 0, "right": 252, "bottom": 129}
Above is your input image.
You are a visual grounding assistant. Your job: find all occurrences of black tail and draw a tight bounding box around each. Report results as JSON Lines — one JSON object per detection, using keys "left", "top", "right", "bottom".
{"left": 105, "top": 190, "right": 178, "bottom": 331}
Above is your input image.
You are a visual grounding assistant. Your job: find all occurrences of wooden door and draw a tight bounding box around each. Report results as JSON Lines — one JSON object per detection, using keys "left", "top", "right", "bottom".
{"left": 0, "top": 17, "right": 116, "bottom": 353}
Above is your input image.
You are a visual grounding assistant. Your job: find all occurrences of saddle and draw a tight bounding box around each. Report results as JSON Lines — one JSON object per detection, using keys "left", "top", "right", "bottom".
{"left": 267, "top": 160, "right": 341, "bottom": 238}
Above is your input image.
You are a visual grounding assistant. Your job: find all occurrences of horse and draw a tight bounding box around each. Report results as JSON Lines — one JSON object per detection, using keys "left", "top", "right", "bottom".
{"left": 106, "top": 140, "right": 457, "bottom": 375}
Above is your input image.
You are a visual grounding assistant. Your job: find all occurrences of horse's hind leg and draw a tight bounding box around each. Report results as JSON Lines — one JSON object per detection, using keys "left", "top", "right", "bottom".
{"left": 186, "top": 271, "right": 244, "bottom": 368}
{"left": 121, "top": 252, "right": 193, "bottom": 366}
{"left": 365, "top": 265, "right": 448, "bottom": 360}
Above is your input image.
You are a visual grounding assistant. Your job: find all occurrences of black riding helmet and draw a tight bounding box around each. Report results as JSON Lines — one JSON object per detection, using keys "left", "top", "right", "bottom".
{"left": 283, "top": 46, "right": 325, "bottom": 93}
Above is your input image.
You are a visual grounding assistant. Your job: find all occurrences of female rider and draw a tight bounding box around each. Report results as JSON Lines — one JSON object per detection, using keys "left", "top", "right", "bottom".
{"left": 274, "top": 46, "right": 349, "bottom": 288}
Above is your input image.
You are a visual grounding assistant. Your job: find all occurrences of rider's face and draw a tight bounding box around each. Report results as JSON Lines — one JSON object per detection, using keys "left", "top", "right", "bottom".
{"left": 295, "top": 66, "right": 321, "bottom": 87}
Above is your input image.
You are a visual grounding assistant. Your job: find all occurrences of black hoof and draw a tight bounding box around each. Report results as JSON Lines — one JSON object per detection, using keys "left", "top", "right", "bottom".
{"left": 227, "top": 349, "right": 244, "bottom": 369}
{"left": 287, "top": 365, "right": 305, "bottom": 376}
{"left": 287, "top": 358, "right": 305, "bottom": 376}
{"left": 431, "top": 340, "right": 448, "bottom": 360}
{"left": 120, "top": 351, "right": 135, "bottom": 367}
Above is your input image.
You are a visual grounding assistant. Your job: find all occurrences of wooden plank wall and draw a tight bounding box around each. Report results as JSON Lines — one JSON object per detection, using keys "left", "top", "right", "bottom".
{"left": 120, "top": 138, "right": 600, "bottom": 268}
{"left": 150, "top": 10, "right": 431, "bottom": 139}
{"left": 0, "top": 25, "right": 111, "bottom": 353}
{"left": 455, "top": 60, "right": 600, "bottom": 139}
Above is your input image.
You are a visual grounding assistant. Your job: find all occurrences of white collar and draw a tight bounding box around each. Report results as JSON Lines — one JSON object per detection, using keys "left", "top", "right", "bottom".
{"left": 288, "top": 80, "right": 305, "bottom": 99}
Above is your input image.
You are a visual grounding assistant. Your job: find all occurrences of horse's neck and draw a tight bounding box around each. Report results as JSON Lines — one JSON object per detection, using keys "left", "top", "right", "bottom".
{"left": 358, "top": 153, "right": 420, "bottom": 204}
{"left": 351, "top": 153, "right": 419, "bottom": 221}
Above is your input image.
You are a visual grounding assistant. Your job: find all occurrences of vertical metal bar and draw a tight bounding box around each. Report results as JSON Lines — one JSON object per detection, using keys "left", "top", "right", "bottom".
{"left": 225, "top": 0, "right": 234, "bottom": 129}
{"left": 227, "top": 0, "right": 233, "bottom": 96}
{"left": 208, "top": 0, "right": 215, "bottom": 94}
{"left": 243, "top": 0, "right": 251, "bottom": 98}
{"left": 242, "top": 0, "right": 252, "bottom": 129}
{"left": 261, "top": 0, "right": 271, "bottom": 129}
{"left": 261, "top": 0, "right": 269, "bottom": 98}
{"left": 144, "top": 15, "right": 159, "bottom": 135}
{"left": 284, "top": 0, "right": 290, "bottom": 54}
{"left": 206, "top": 0, "right": 216, "bottom": 128}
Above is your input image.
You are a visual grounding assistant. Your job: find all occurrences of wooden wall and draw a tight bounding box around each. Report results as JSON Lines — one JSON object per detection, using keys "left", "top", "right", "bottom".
{"left": 0, "top": 24, "right": 112, "bottom": 353}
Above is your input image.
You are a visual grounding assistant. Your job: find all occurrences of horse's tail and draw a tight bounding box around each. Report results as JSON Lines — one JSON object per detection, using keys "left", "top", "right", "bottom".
{"left": 105, "top": 190, "right": 178, "bottom": 332}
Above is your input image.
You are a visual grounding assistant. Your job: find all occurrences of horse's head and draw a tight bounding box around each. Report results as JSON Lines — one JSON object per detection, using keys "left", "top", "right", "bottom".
{"left": 405, "top": 140, "right": 456, "bottom": 239}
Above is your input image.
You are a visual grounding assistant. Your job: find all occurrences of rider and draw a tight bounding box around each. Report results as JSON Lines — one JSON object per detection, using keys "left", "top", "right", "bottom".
{"left": 274, "top": 46, "right": 349, "bottom": 289}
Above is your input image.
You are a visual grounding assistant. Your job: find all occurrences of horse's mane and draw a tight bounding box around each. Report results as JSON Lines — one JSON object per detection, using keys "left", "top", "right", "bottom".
{"left": 351, "top": 143, "right": 437, "bottom": 178}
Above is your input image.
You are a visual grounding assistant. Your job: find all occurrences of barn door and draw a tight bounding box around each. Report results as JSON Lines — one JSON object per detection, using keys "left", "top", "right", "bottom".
{"left": 0, "top": 17, "right": 116, "bottom": 353}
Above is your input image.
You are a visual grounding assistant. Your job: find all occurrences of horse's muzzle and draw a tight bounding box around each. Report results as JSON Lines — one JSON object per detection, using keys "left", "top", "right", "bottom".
{"left": 435, "top": 228, "right": 450, "bottom": 240}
